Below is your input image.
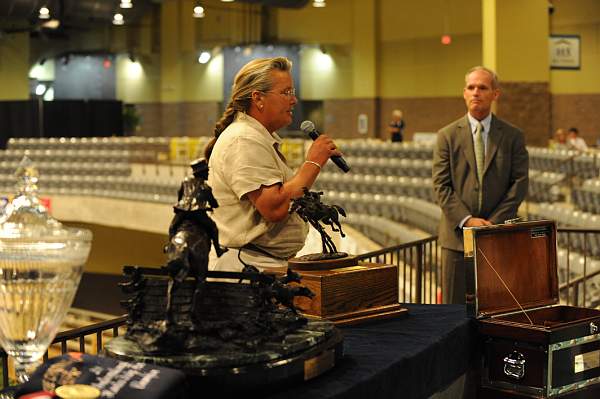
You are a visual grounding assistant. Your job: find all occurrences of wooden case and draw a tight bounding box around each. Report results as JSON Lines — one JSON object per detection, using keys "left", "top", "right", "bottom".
{"left": 464, "top": 220, "right": 600, "bottom": 398}
{"left": 290, "top": 262, "right": 407, "bottom": 325}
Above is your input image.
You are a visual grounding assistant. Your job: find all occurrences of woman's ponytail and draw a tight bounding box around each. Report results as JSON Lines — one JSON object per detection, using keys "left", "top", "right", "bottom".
{"left": 205, "top": 101, "right": 236, "bottom": 160}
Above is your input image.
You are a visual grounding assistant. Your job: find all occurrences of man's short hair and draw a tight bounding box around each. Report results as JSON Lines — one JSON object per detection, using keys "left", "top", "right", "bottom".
{"left": 465, "top": 66, "right": 499, "bottom": 89}
{"left": 569, "top": 127, "right": 579, "bottom": 134}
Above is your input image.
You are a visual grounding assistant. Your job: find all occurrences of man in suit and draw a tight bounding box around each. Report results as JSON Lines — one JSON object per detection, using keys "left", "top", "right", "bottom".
{"left": 432, "top": 66, "right": 529, "bottom": 304}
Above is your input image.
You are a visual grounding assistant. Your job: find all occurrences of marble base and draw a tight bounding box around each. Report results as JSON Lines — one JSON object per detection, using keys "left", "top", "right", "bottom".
{"left": 104, "top": 320, "right": 343, "bottom": 393}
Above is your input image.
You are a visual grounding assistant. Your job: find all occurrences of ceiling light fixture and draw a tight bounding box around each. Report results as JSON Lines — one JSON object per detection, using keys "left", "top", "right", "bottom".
{"left": 312, "top": 0, "right": 326, "bottom": 7}
{"left": 35, "top": 84, "right": 47, "bottom": 96}
{"left": 38, "top": 6, "right": 50, "bottom": 19}
{"left": 221, "top": 0, "right": 235, "bottom": 3}
{"left": 113, "top": 13, "right": 124, "bottom": 25}
{"left": 120, "top": 0, "right": 133, "bottom": 9}
{"left": 198, "top": 51, "right": 211, "bottom": 64}
{"left": 193, "top": 5, "right": 205, "bottom": 18}
{"left": 44, "top": 87, "right": 54, "bottom": 101}
{"left": 42, "top": 19, "right": 60, "bottom": 29}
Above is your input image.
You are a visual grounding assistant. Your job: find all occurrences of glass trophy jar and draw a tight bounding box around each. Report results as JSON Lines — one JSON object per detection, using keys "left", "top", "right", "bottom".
{"left": 0, "top": 157, "right": 92, "bottom": 382}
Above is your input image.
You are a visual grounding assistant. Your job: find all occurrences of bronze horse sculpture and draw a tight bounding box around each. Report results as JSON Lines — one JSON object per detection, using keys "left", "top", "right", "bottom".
{"left": 290, "top": 188, "right": 347, "bottom": 256}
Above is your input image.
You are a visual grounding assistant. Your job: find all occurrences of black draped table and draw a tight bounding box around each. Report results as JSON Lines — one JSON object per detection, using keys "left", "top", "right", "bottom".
{"left": 266, "top": 303, "right": 476, "bottom": 399}
{"left": 1, "top": 304, "right": 475, "bottom": 399}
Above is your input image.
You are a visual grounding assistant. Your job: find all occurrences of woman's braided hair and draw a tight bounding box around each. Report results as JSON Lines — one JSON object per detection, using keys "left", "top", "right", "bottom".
{"left": 204, "top": 57, "right": 292, "bottom": 160}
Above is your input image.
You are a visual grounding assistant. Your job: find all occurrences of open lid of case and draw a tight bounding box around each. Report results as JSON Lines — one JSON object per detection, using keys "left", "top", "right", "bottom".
{"left": 463, "top": 220, "right": 558, "bottom": 319}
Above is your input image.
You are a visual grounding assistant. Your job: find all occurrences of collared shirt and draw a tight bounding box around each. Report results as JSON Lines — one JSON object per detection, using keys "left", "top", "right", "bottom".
{"left": 467, "top": 112, "right": 492, "bottom": 155}
{"left": 208, "top": 112, "right": 308, "bottom": 263}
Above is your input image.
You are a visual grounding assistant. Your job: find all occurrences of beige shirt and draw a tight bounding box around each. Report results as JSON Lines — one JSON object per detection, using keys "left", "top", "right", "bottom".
{"left": 208, "top": 112, "right": 308, "bottom": 259}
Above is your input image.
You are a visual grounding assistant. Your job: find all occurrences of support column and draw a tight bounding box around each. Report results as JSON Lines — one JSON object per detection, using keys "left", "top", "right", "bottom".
{"left": 138, "top": 10, "right": 155, "bottom": 56}
{"left": 180, "top": 0, "right": 196, "bottom": 54}
{"left": 350, "top": 0, "right": 378, "bottom": 138}
{"left": 482, "top": 0, "right": 550, "bottom": 146}
{"left": 160, "top": 0, "right": 184, "bottom": 136}
{"left": 0, "top": 33, "right": 30, "bottom": 100}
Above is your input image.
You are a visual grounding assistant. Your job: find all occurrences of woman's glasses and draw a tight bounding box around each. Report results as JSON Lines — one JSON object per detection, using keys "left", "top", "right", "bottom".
{"left": 266, "top": 88, "right": 296, "bottom": 98}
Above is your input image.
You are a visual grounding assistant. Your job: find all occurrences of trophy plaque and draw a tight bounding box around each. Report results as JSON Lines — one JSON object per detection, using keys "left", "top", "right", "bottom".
{"left": 287, "top": 189, "right": 407, "bottom": 325}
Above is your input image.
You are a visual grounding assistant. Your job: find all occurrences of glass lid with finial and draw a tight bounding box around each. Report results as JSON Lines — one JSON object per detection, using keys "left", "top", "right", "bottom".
{"left": 0, "top": 156, "right": 90, "bottom": 242}
{"left": 0, "top": 156, "right": 92, "bottom": 382}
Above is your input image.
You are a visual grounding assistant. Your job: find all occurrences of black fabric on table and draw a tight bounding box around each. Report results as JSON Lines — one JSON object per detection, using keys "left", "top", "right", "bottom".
{"left": 0, "top": 304, "right": 474, "bottom": 399}
{"left": 266, "top": 304, "right": 476, "bottom": 399}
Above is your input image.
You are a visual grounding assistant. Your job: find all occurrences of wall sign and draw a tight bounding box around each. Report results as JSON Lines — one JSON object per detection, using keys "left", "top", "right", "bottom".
{"left": 357, "top": 114, "right": 368, "bottom": 134}
{"left": 549, "top": 35, "right": 580, "bottom": 70}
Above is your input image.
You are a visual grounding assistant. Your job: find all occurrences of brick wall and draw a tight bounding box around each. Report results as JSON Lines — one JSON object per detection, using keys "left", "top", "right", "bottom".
{"left": 136, "top": 103, "right": 162, "bottom": 137}
{"left": 379, "top": 97, "right": 466, "bottom": 140}
{"left": 135, "top": 93, "right": 599, "bottom": 149}
{"left": 136, "top": 101, "right": 220, "bottom": 137}
{"left": 379, "top": 83, "right": 551, "bottom": 146}
{"left": 496, "top": 82, "right": 551, "bottom": 147}
{"left": 323, "top": 98, "right": 377, "bottom": 139}
{"left": 552, "top": 93, "right": 600, "bottom": 147}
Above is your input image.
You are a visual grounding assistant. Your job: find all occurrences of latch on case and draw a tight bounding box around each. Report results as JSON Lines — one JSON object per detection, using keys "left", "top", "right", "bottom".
{"left": 503, "top": 351, "right": 526, "bottom": 380}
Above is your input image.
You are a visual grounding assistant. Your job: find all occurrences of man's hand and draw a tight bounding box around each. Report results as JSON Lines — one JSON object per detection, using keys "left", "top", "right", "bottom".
{"left": 464, "top": 217, "right": 492, "bottom": 227}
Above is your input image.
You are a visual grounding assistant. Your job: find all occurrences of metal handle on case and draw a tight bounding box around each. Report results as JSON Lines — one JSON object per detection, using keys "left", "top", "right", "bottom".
{"left": 504, "top": 217, "right": 522, "bottom": 224}
{"left": 503, "top": 351, "right": 526, "bottom": 380}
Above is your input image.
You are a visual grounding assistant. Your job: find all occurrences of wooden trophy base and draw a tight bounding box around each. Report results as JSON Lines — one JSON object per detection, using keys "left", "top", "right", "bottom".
{"left": 286, "top": 256, "right": 408, "bottom": 326}
{"left": 288, "top": 254, "right": 359, "bottom": 270}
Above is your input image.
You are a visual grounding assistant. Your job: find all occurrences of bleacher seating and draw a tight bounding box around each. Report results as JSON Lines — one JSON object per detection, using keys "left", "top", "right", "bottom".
{"left": 573, "top": 178, "right": 600, "bottom": 214}
{"left": 528, "top": 146, "right": 600, "bottom": 178}
{"left": 4, "top": 138, "right": 600, "bottom": 305}
{"left": 6, "top": 136, "right": 171, "bottom": 163}
{"left": 528, "top": 170, "right": 565, "bottom": 203}
{"left": 0, "top": 136, "right": 310, "bottom": 205}
{"left": 321, "top": 191, "right": 440, "bottom": 238}
{"left": 337, "top": 140, "right": 433, "bottom": 160}
{"left": 345, "top": 213, "right": 428, "bottom": 247}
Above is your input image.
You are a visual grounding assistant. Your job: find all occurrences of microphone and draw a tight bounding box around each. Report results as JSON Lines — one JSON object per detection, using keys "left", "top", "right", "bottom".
{"left": 300, "top": 120, "right": 350, "bottom": 173}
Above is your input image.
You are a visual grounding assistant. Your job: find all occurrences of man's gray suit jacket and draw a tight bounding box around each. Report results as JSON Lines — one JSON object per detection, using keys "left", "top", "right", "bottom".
{"left": 432, "top": 114, "right": 529, "bottom": 251}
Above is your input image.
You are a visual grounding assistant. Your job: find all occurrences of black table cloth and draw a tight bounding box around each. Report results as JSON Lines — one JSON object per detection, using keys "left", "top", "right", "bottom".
{"left": 1, "top": 304, "right": 475, "bottom": 399}
{"left": 266, "top": 303, "right": 476, "bottom": 399}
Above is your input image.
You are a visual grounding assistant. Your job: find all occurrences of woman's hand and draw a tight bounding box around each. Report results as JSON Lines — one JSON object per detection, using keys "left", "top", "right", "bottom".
{"left": 247, "top": 133, "right": 342, "bottom": 223}
{"left": 305, "top": 134, "right": 342, "bottom": 167}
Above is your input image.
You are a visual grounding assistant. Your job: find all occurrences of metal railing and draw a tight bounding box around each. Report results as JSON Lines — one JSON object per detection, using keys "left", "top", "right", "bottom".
{"left": 357, "top": 236, "right": 440, "bottom": 304}
{"left": 0, "top": 316, "right": 127, "bottom": 388}
{"left": 557, "top": 227, "right": 600, "bottom": 308}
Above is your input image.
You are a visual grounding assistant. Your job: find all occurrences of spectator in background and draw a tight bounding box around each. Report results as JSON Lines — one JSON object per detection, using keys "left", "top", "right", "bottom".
{"left": 568, "top": 127, "right": 588, "bottom": 151}
{"left": 552, "top": 128, "right": 568, "bottom": 149}
{"left": 388, "top": 109, "right": 405, "bottom": 142}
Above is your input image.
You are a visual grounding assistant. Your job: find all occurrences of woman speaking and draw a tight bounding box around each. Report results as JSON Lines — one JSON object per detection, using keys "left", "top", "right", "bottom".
{"left": 205, "top": 57, "right": 341, "bottom": 271}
